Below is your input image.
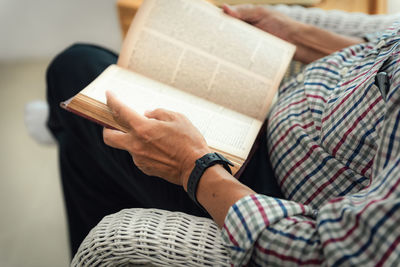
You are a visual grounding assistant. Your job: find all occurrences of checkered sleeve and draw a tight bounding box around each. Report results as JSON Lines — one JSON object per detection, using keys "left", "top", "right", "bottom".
{"left": 223, "top": 94, "right": 400, "bottom": 265}
{"left": 221, "top": 194, "right": 322, "bottom": 266}
{"left": 222, "top": 159, "right": 400, "bottom": 266}
{"left": 220, "top": 23, "right": 400, "bottom": 266}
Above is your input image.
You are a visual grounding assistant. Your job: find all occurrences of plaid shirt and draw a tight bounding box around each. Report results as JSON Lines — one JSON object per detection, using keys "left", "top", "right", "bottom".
{"left": 222, "top": 21, "right": 400, "bottom": 266}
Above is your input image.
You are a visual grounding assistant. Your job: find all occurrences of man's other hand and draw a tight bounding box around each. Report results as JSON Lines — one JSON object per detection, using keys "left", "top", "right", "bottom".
{"left": 103, "top": 91, "right": 211, "bottom": 189}
{"left": 223, "top": 4, "right": 300, "bottom": 44}
{"left": 223, "top": 4, "right": 364, "bottom": 64}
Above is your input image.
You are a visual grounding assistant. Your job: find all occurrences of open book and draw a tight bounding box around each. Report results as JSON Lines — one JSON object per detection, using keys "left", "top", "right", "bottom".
{"left": 62, "top": 0, "right": 295, "bottom": 175}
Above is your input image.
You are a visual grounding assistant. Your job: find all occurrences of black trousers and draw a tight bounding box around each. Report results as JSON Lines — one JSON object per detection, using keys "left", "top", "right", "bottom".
{"left": 46, "top": 43, "right": 284, "bottom": 256}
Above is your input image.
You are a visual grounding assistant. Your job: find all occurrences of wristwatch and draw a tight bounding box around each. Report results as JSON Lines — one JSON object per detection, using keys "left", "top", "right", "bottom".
{"left": 187, "top": 152, "right": 234, "bottom": 209}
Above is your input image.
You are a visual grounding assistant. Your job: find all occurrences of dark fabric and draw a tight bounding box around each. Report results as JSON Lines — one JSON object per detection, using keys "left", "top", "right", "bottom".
{"left": 46, "top": 43, "right": 284, "bottom": 256}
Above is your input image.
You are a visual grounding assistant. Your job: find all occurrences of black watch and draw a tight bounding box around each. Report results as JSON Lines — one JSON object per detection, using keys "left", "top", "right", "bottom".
{"left": 187, "top": 152, "right": 234, "bottom": 209}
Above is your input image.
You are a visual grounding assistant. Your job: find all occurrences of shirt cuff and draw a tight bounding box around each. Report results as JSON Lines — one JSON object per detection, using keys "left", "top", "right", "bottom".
{"left": 221, "top": 194, "right": 315, "bottom": 266}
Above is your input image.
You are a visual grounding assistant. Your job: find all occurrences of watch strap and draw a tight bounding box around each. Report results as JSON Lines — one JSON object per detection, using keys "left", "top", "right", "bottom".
{"left": 187, "top": 152, "right": 234, "bottom": 209}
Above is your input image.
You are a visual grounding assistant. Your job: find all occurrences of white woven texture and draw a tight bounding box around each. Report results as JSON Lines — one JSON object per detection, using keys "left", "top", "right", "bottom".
{"left": 71, "top": 7, "right": 400, "bottom": 267}
{"left": 277, "top": 5, "right": 400, "bottom": 80}
{"left": 71, "top": 208, "right": 231, "bottom": 266}
{"left": 271, "top": 4, "right": 399, "bottom": 37}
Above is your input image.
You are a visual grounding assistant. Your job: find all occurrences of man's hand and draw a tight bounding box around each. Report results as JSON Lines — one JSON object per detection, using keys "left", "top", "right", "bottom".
{"left": 103, "top": 91, "right": 211, "bottom": 189}
{"left": 223, "top": 4, "right": 364, "bottom": 64}
{"left": 223, "top": 4, "right": 300, "bottom": 44}
{"left": 104, "top": 91, "right": 254, "bottom": 227}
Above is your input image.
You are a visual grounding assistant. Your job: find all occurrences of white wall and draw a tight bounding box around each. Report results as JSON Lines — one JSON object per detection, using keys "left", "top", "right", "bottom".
{"left": 0, "top": 0, "right": 122, "bottom": 61}
{"left": 388, "top": 0, "right": 400, "bottom": 14}
{"left": 1, "top": 0, "right": 400, "bottom": 61}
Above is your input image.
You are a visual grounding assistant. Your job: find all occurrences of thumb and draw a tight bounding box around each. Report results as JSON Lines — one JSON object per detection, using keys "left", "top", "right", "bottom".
{"left": 106, "top": 91, "right": 146, "bottom": 132}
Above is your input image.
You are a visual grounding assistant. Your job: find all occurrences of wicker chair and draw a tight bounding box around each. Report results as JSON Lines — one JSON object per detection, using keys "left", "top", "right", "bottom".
{"left": 66, "top": 5, "right": 400, "bottom": 266}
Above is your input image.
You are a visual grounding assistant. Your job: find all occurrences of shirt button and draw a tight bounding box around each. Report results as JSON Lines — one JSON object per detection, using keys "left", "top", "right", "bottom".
{"left": 296, "top": 73, "right": 304, "bottom": 83}
{"left": 377, "top": 40, "right": 386, "bottom": 49}
{"left": 340, "top": 67, "right": 349, "bottom": 76}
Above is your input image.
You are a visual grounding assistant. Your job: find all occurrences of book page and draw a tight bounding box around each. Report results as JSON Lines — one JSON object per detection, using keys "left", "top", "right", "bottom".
{"left": 118, "top": 0, "right": 295, "bottom": 121}
{"left": 81, "top": 65, "right": 262, "bottom": 159}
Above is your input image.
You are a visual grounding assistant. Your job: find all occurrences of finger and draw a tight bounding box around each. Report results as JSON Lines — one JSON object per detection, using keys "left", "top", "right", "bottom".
{"left": 225, "top": 4, "right": 261, "bottom": 24}
{"left": 222, "top": 4, "right": 240, "bottom": 19}
{"left": 106, "top": 91, "right": 146, "bottom": 130}
{"left": 103, "top": 127, "right": 130, "bottom": 150}
{"left": 144, "top": 108, "right": 176, "bottom": 122}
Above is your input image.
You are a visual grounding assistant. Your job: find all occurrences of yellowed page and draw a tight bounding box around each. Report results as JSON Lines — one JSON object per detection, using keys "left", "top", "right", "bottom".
{"left": 118, "top": 0, "right": 295, "bottom": 121}
{"left": 81, "top": 65, "right": 262, "bottom": 159}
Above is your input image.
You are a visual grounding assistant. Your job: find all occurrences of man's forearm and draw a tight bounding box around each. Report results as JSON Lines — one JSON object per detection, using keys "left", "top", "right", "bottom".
{"left": 291, "top": 22, "right": 364, "bottom": 64}
{"left": 191, "top": 165, "right": 255, "bottom": 227}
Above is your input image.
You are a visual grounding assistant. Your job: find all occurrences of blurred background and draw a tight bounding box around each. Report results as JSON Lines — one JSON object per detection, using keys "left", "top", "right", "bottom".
{"left": 0, "top": 0, "right": 400, "bottom": 266}
{"left": 0, "top": 1, "right": 120, "bottom": 266}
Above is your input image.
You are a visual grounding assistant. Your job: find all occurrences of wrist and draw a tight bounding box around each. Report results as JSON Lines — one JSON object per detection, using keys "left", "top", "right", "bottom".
{"left": 196, "top": 165, "right": 254, "bottom": 226}
{"left": 184, "top": 152, "right": 234, "bottom": 211}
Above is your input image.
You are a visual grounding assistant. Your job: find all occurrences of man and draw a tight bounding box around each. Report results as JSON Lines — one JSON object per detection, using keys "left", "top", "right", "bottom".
{"left": 47, "top": 5, "right": 400, "bottom": 266}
